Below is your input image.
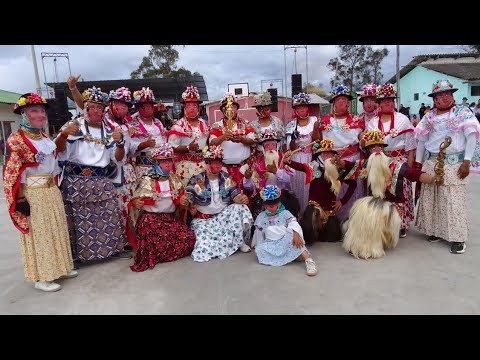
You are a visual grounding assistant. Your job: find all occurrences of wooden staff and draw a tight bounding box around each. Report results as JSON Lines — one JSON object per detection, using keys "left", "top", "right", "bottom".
{"left": 281, "top": 140, "right": 320, "bottom": 165}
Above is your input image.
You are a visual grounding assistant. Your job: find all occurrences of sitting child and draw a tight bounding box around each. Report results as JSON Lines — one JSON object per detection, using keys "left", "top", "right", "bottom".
{"left": 252, "top": 185, "right": 318, "bottom": 276}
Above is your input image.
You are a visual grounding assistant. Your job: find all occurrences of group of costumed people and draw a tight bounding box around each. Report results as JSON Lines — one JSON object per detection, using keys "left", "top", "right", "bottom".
{"left": 3, "top": 78, "right": 479, "bottom": 292}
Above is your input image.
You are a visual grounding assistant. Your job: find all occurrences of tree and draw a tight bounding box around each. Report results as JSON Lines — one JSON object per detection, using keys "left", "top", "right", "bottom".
{"left": 327, "top": 46, "right": 389, "bottom": 91}
{"left": 462, "top": 45, "right": 480, "bottom": 53}
{"left": 130, "top": 45, "right": 200, "bottom": 79}
{"left": 303, "top": 82, "right": 328, "bottom": 97}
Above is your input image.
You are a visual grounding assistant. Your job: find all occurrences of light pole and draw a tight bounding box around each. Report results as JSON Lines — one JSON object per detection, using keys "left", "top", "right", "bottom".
{"left": 30, "top": 45, "right": 42, "bottom": 95}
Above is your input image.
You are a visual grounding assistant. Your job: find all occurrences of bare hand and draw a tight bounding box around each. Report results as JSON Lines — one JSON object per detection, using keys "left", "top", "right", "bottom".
{"left": 179, "top": 194, "right": 190, "bottom": 208}
{"left": 189, "top": 204, "right": 198, "bottom": 216}
{"left": 283, "top": 151, "right": 293, "bottom": 164}
{"left": 231, "top": 135, "right": 243, "bottom": 143}
{"left": 333, "top": 200, "right": 342, "bottom": 211}
{"left": 133, "top": 198, "right": 145, "bottom": 209}
{"left": 432, "top": 175, "right": 444, "bottom": 186}
{"left": 188, "top": 139, "right": 199, "bottom": 152}
{"left": 67, "top": 74, "right": 81, "bottom": 89}
{"left": 234, "top": 192, "right": 249, "bottom": 205}
{"left": 112, "top": 127, "right": 124, "bottom": 143}
{"left": 244, "top": 167, "right": 253, "bottom": 179}
{"left": 266, "top": 161, "right": 277, "bottom": 174}
{"left": 313, "top": 120, "right": 321, "bottom": 130}
{"left": 62, "top": 122, "right": 80, "bottom": 137}
{"left": 223, "top": 129, "right": 233, "bottom": 141}
{"left": 128, "top": 127, "right": 136, "bottom": 137}
{"left": 144, "top": 136, "right": 156, "bottom": 149}
{"left": 292, "top": 231, "right": 303, "bottom": 248}
{"left": 458, "top": 162, "right": 470, "bottom": 180}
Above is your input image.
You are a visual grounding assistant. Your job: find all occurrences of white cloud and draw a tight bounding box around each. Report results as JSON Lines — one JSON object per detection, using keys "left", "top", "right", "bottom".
{"left": 0, "top": 44, "right": 465, "bottom": 100}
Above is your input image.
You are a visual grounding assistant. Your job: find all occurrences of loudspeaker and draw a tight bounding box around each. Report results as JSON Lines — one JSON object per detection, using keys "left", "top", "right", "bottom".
{"left": 292, "top": 74, "right": 302, "bottom": 96}
{"left": 267, "top": 88, "right": 278, "bottom": 112}
{"left": 46, "top": 98, "right": 70, "bottom": 127}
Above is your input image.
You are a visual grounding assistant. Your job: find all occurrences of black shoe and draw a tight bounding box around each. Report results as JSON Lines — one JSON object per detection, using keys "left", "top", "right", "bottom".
{"left": 400, "top": 229, "right": 407, "bottom": 238}
{"left": 450, "top": 242, "right": 466, "bottom": 254}
{"left": 428, "top": 235, "right": 441, "bottom": 243}
{"left": 73, "top": 260, "right": 81, "bottom": 270}
{"left": 112, "top": 250, "right": 133, "bottom": 259}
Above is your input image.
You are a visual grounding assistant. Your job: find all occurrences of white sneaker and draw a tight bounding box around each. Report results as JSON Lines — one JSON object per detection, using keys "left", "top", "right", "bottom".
{"left": 60, "top": 270, "right": 78, "bottom": 279}
{"left": 239, "top": 243, "right": 251, "bottom": 253}
{"left": 34, "top": 281, "right": 62, "bottom": 292}
{"left": 305, "top": 259, "right": 318, "bottom": 276}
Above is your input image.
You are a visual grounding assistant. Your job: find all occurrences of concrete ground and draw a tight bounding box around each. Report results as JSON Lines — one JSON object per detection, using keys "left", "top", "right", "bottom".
{"left": 0, "top": 172, "right": 479, "bottom": 315}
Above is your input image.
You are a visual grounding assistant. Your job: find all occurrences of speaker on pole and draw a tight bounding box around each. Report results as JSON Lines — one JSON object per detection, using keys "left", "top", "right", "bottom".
{"left": 291, "top": 74, "right": 302, "bottom": 96}
{"left": 267, "top": 88, "right": 278, "bottom": 112}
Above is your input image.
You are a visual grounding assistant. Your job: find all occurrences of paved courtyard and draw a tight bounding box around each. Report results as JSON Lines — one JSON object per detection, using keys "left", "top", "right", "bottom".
{"left": 0, "top": 173, "right": 479, "bottom": 315}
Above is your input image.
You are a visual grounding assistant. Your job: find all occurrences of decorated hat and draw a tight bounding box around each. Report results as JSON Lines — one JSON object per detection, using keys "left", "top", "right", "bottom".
{"left": 109, "top": 87, "right": 133, "bottom": 106}
{"left": 202, "top": 145, "right": 224, "bottom": 160}
{"left": 428, "top": 80, "right": 459, "bottom": 97}
{"left": 151, "top": 143, "right": 175, "bottom": 160}
{"left": 253, "top": 91, "right": 273, "bottom": 108}
{"left": 363, "top": 129, "right": 387, "bottom": 148}
{"left": 358, "top": 83, "right": 378, "bottom": 102}
{"left": 13, "top": 93, "right": 49, "bottom": 114}
{"left": 329, "top": 84, "right": 353, "bottom": 103}
{"left": 312, "top": 138, "right": 338, "bottom": 155}
{"left": 258, "top": 129, "right": 281, "bottom": 144}
{"left": 82, "top": 87, "right": 109, "bottom": 106}
{"left": 292, "top": 92, "right": 311, "bottom": 108}
{"left": 376, "top": 83, "right": 398, "bottom": 100}
{"left": 260, "top": 184, "right": 282, "bottom": 202}
{"left": 133, "top": 87, "right": 157, "bottom": 105}
{"left": 220, "top": 92, "right": 240, "bottom": 110}
{"left": 181, "top": 86, "right": 203, "bottom": 104}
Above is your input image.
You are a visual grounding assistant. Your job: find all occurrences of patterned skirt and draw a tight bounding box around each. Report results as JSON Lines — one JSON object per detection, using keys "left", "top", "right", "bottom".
{"left": 131, "top": 212, "right": 196, "bottom": 272}
{"left": 175, "top": 159, "right": 206, "bottom": 187}
{"left": 255, "top": 231, "right": 306, "bottom": 266}
{"left": 290, "top": 152, "right": 312, "bottom": 215}
{"left": 391, "top": 154, "right": 414, "bottom": 230}
{"left": 114, "top": 163, "right": 137, "bottom": 229}
{"left": 62, "top": 175, "right": 126, "bottom": 262}
{"left": 21, "top": 185, "right": 73, "bottom": 282}
{"left": 190, "top": 204, "right": 253, "bottom": 262}
{"left": 336, "top": 152, "right": 365, "bottom": 222}
{"left": 415, "top": 160, "right": 469, "bottom": 243}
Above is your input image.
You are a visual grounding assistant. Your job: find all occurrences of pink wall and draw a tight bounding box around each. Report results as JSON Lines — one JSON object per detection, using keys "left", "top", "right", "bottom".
{"left": 206, "top": 95, "right": 321, "bottom": 126}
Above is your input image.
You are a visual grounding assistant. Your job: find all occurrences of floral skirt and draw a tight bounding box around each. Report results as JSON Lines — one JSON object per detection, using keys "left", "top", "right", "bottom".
{"left": 131, "top": 212, "right": 196, "bottom": 272}
{"left": 190, "top": 204, "right": 253, "bottom": 262}
{"left": 255, "top": 231, "right": 306, "bottom": 266}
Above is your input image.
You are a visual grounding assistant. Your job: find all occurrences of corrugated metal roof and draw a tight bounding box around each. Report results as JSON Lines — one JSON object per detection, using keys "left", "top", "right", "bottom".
{"left": 0, "top": 89, "right": 22, "bottom": 105}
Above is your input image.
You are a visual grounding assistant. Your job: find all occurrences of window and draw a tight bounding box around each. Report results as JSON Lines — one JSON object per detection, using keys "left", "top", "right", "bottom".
{"left": 234, "top": 88, "right": 243, "bottom": 95}
{"left": 471, "top": 86, "right": 480, "bottom": 96}
{"left": 414, "top": 93, "right": 419, "bottom": 101}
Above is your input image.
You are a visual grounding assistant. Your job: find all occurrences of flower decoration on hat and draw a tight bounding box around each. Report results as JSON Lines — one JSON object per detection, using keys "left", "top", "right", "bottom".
{"left": 220, "top": 92, "right": 240, "bottom": 109}
{"left": 254, "top": 91, "right": 273, "bottom": 107}
{"left": 259, "top": 129, "right": 280, "bottom": 143}
{"left": 315, "top": 138, "right": 335, "bottom": 154}
{"left": 376, "top": 83, "right": 398, "bottom": 99}
{"left": 109, "top": 87, "right": 132, "bottom": 103}
{"left": 363, "top": 129, "right": 387, "bottom": 148}
{"left": 260, "top": 185, "right": 282, "bottom": 201}
{"left": 292, "top": 92, "right": 311, "bottom": 107}
{"left": 202, "top": 145, "right": 224, "bottom": 160}
{"left": 359, "top": 83, "right": 377, "bottom": 101}
{"left": 82, "top": 87, "right": 109, "bottom": 105}
{"left": 133, "top": 87, "right": 157, "bottom": 104}
{"left": 13, "top": 93, "right": 48, "bottom": 114}
{"left": 151, "top": 143, "right": 175, "bottom": 160}
{"left": 181, "top": 86, "right": 201, "bottom": 103}
{"left": 428, "top": 80, "right": 458, "bottom": 97}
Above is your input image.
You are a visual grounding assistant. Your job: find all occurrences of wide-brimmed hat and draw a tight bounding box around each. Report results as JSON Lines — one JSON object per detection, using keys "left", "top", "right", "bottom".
{"left": 181, "top": 86, "right": 203, "bottom": 104}
{"left": 151, "top": 143, "right": 175, "bottom": 160}
{"left": 202, "top": 145, "right": 224, "bottom": 160}
{"left": 258, "top": 129, "right": 281, "bottom": 144}
{"left": 329, "top": 84, "right": 354, "bottom": 103}
{"left": 253, "top": 91, "right": 273, "bottom": 108}
{"left": 312, "top": 138, "right": 338, "bottom": 155}
{"left": 133, "top": 87, "right": 157, "bottom": 105}
{"left": 376, "top": 83, "right": 398, "bottom": 100}
{"left": 358, "top": 83, "right": 378, "bottom": 102}
{"left": 428, "top": 80, "right": 459, "bottom": 97}
{"left": 109, "top": 87, "right": 133, "bottom": 107}
{"left": 220, "top": 92, "right": 240, "bottom": 110}
{"left": 260, "top": 184, "right": 282, "bottom": 202}
{"left": 292, "top": 92, "right": 311, "bottom": 108}
{"left": 363, "top": 129, "right": 388, "bottom": 148}
{"left": 82, "top": 87, "right": 109, "bottom": 106}
{"left": 13, "top": 93, "right": 49, "bottom": 114}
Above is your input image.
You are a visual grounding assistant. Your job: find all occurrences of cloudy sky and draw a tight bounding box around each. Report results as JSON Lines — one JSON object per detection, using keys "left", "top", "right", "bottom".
{"left": 0, "top": 45, "right": 465, "bottom": 101}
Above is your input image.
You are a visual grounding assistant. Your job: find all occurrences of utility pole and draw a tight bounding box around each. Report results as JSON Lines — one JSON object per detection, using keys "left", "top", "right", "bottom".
{"left": 30, "top": 45, "right": 42, "bottom": 95}
{"left": 396, "top": 45, "right": 400, "bottom": 103}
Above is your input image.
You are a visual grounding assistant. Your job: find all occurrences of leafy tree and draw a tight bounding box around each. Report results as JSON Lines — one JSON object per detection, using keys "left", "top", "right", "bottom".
{"left": 303, "top": 82, "right": 328, "bottom": 97}
{"left": 463, "top": 45, "right": 480, "bottom": 53}
{"left": 131, "top": 45, "right": 200, "bottom": 79}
